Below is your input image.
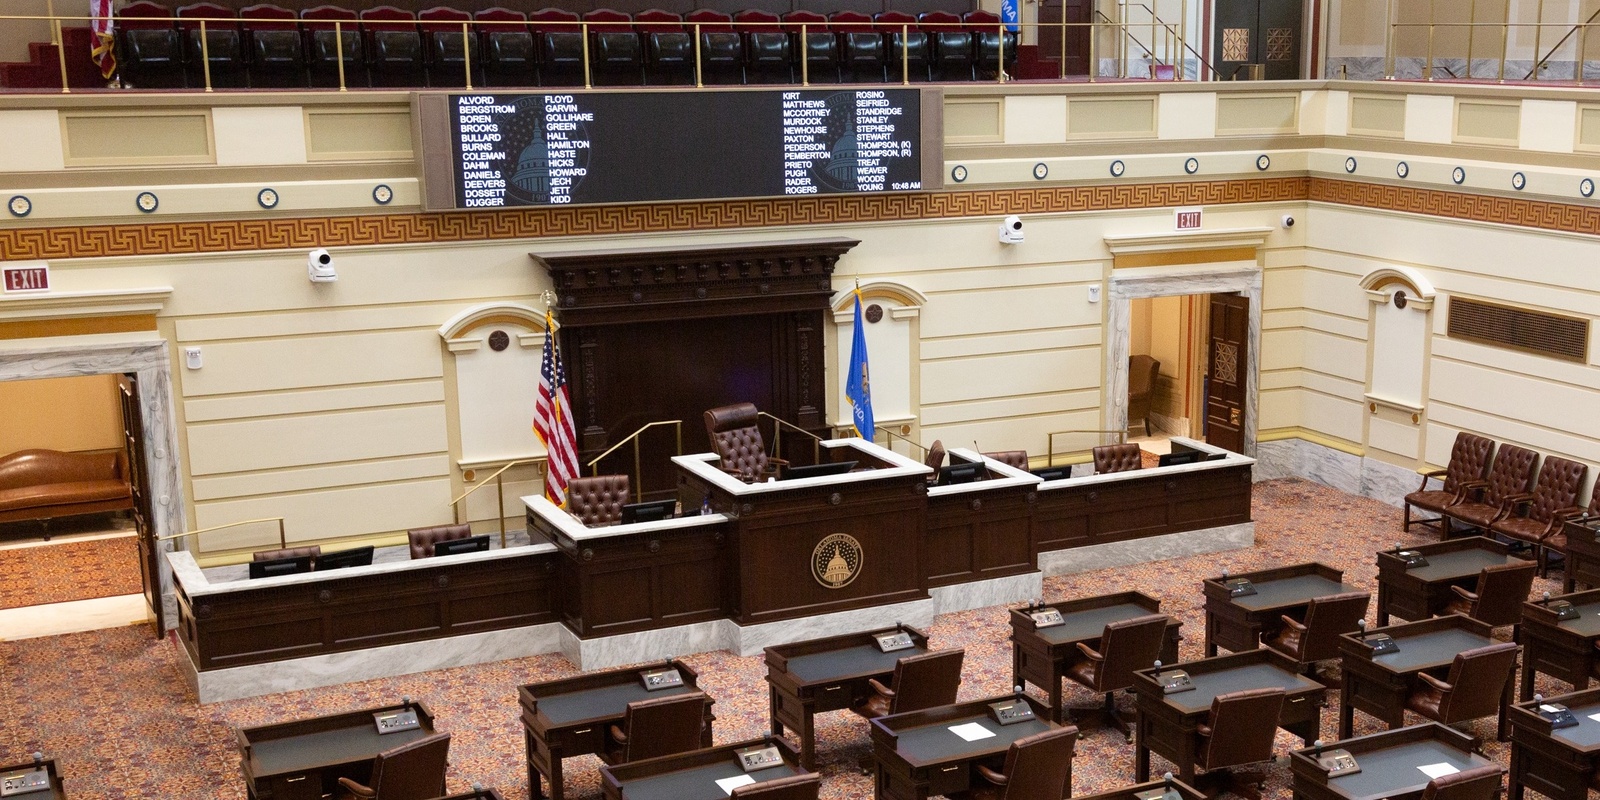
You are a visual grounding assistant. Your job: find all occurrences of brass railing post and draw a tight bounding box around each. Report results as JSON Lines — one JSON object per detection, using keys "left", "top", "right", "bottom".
{"left": 1581, "top": 21, "right": 1590, "bottom": 85}
{"left": 801, "top": 23, "right": 810, "bottom": 85}
{"left": 54, "top": 18, "right": 70, "bottom": 93}
{"left": 1466, "top": 0, "right": 1478, "bottom": 78}
{"left": 1425, "top": 0, "right": 1437, "bottom": 80}
{"left": 694, "top": 23, "right": 704, "bottom": 88}
{"left": 1533, "top": 0, "right": 1546, "bottom": 80}
{"left": 1499, "top": 0, "right": 1510, "bottom": 82}
{"left": 582, "top": 22, "right": 592, "bottom": 88}
{"left": 902, "top": 24, "right": 911, "bottom": 84}
{"left": 200, "top": 19, "right": 214, "bottom": 91}
{"left": 462, "top": 22, "right": 473, "bottom": 90}
{"left": 1179, "top": 0, "right": 1187, "bottom": 80}
{"left": 996, "top": 21, "right": 1005, "bottom": 82}
{"left": 335, "top": 21, "right": 348, "bottom": 91}
{"left": 1384, "top": 0, "right": 1396, "bottom": 78}
{"left": 1088, "top": 17, "right": 1097, "bottom": 82}
{"left": 1149, "top": 5, "right": 1157, "bottom": 76}
{"left": 495, "top": 472, "right": 507, "bottom": 548}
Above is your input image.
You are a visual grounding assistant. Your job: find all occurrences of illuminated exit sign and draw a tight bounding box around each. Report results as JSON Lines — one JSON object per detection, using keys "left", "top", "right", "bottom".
{"left": 2, "top": 263, "right": 49, "bottom": 293}
{"left": 1175, "top": 207, "right": 1203, "bottom": 230}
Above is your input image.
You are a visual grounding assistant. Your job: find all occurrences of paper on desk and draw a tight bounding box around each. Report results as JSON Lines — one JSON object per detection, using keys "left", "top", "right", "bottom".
{"left": 716, "top": 775, "right": 757, "bottom": 795}
{"left": 1416, "top": 763, "right": 1459, "bottom": 780}
{"left": 1588, "top": 712, "right": 1600, "bottom": 723}
{"left": 948, "top": 722, "right": 996, "bottom": 742}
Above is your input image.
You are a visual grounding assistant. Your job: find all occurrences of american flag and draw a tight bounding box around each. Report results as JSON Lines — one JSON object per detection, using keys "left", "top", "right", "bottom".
{"left": 534, "top": 310, "right": 579, "bottom": 505}
{"left": 91, "top": 0, "right": 116, "bottom": 80}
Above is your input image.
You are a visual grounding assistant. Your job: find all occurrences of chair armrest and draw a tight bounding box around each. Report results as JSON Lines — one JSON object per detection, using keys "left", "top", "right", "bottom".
{"left": 975, "top": 764, "right": 1008, "bottom": 785}
{"left": 1419, "top": 469, "right": 1447, "bottom": 491}
{"left": 338, "top": 778, "right": 377, "bottom": 799}
{"left": 1279, "top": 614, "right": 1307, "bottom": 632}
{"left": 1417, "top": 672, "right": 1452, "bottom": 693}
{"left": 1450, "top": 584, "right": 1478, "bottom": 603}
{"left": 610, "top": 724, "right": 628, "bottom": 744}
{"left": 867, "top": 677, "right": 895, "bottom": 697}
{"left": 1555, "top": 506, "right": 1588, "bottom": 521}
{"left": 1075, "top": 642, "right": 1104, "bottom": 661}
{"left": 1505, "top": 493, "right": 1535, "bottom": 512}
{"left": 1196, "top": 722, "right": 1213, "bottom": 737}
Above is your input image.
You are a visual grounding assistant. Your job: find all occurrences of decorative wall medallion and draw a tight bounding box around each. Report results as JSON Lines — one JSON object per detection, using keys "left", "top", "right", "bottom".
{"left": 1256, "top": 154, "right": 1271, "bottom": 171}
{"left": 1032, "top": 162, "right": 1049, "bottom": 180}
{"left": 1396, "top": 161, "right": 1409, "bottom": 179}
{"left": 1222, "top": 28, "right": 1249, "bottom": 62}
{"left": 1452, "top": 166, "right": 1466, "bottom": 185}
{"left": 811, "top": 533, "right": 863, "bottom": 589}
{"left": 7, "top": 195, "right": 30, "bottom": 218}
{"left": 487, "top": 330, "right": 510, "bottom": 351}
{"left": 1344, "top": 157, "right": 1358, "bottom": 174}
{"left": 1109, "top": 159, "right": 1126, "bottom": 177}
{"left": 950, "top": 165, "right": 968, "bottom": 183}
{"left": 1393, "top": 290, "right": 1408, "bottom": 309}
{"left": 257, "top": 188, "right": 279, "bottom": 209}
{"left": 1511, "top": 172, "right": 1526, "bottom": 191}
{"left": 1582, "top": 178, "right": 1596, "bottom": 198}
{"left": 136, "top": 191, "right": 159, "bottom": 213}
{"left": 865, "top": 303, "right": 883, "bottom": 323}
{"left": 1184, "top": 157, "right": 1200, "bottom": 175}
{"left": 372, "top": 184, "right": 394, "bottom": 205}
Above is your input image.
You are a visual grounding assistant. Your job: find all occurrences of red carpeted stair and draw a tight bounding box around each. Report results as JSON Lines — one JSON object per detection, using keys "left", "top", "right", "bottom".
{"left": 0, "top": 27, "right": 103, "bottom": 90}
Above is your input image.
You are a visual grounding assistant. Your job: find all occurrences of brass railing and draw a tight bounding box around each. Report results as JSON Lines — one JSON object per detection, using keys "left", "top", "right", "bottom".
{"left": 159, "top": 516, "right": 287, "bottom": 559}
{"left": 448, "top": 458, "right": 541, "bottom": 547}
{"left": 1045, "top": 428, "right": 1127, "bottom": 467}
{"left": 1383, "top": 2, "right": 1600, "bottom": 84}
{"left": 757, "top": 411, "right": 824, "bottom": 463}
{"left": 584, "top": 419, "right": 684, "bottom": 502}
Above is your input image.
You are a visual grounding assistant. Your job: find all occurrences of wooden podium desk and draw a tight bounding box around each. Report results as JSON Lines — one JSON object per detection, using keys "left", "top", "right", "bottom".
{"left": 923, "top": 448, "right": 1040, "bottom": 589}
{"left": 1288, "top": 723, "right": 1496, "bottom": 800}
{"left": 1009, "top": 591, "right": 1181, "bottom": 723}
{"left": 1337, "top": 615, "right": 1508, "bottom": 740}
{"left": 1375, "top": 537, "right": 1520, "bottom": 625}
{"left": 1519, "top": 588, "right": 1600, "bottom": 701}
{"left": 236, "top": 699, "right": 435, "bottom": 800}
{"left": 869, "top": 693, "right": 1066, "bottom": 800}
{"left": 1560, "top": 515, "right": 1600, "bottom": 593}
{"left": 600, "top": 736, "right": 807, "bottom": 800}
{"left": 1507, "top": 687, "right": 1600, "bottom": 800}
{"left": 764, "top": 623, "right": 931, "bottom": 769}
{"left": 519, "top": 660, "right": 714, "bottom": 800}
{"left": 1130, "top": 647, "right": 1325, "bottom": 783}
{"left": 674, "top": 439, "right": 933, "bottom": 627}
{"left": 0, "top": 757, "right": 66, "bottom": 799}
{"left": 1202, "top": 562, "right": 1361, "bottom": 656}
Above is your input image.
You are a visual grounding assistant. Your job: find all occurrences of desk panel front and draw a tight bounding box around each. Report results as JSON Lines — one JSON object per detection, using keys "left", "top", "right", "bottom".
{"left": 1033, "top": 462, "right": 1251, "bottom": 553}
{"left": 238, "top": 701, "right": 436, "bottom": 800}
{"left": 1289, "top": 724, "right": 1494, "bottom": 800}
{"left": 600, "top": 737, "right": 805, "bottom": 800}
{"left": 870, "top": 695, "right": 1062, "bottom": 800}
{"left": 1519, "top": 589, "right": 1600, "bottom": 701}
{"left": 1508, "top": 688, "right": 1600, "bottom": 800}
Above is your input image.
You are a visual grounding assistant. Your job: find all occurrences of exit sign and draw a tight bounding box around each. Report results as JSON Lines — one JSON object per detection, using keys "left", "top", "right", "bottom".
{"left": 2, "top": 263, "right": 49, "bottom": 293}
{"left": 1175, "top": 207, "right": 1203, "bottom": 230}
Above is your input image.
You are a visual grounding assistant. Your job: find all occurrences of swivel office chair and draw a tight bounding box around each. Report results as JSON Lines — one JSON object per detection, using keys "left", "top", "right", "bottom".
{"left": 954, "top": 724, "right": 1078, "bottom": 800}
{"left": 603, "top": 692, "right": 707, "bottom": 764}
{"left": 1419, "top": 763, "right": 1503, "bottom": 800}
{"left": 335, "top": 731, "right": 450, "bottom": 800}
{"left": 1263, "top": 591, "right": 1369, "bottom": 682}
{"left": 1441, "top": 561, "right": 1537, "bottom": 636}
{"left": 1405, "top": 642, "right": 1520, "bottom": 742}
{"left": 1188, "top": 688, "right": 1284, "bottom": 799}
{"left": 852, "top": 648, "right": 965, "bottom": 719}
{"left": 1061, "top": 614, "right": 1167, "bottom": 739}
{"left": 704, "top": 402, "right": 787, "bottom": 482}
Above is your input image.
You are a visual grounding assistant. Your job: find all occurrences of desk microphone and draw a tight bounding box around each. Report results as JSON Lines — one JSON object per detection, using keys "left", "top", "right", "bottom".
{"left": 31, "top": 752, "right": 42, "bottom": 765}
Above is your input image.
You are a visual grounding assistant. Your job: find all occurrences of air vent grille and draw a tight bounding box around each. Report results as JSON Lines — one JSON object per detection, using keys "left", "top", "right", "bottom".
{"left": 1447, "top": 296, "right": 1588, "bottom": 363}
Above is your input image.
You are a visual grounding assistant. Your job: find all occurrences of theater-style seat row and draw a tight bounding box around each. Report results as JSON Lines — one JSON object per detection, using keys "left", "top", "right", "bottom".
{"left": 115, "top": 1, "right": 1019, "bottom": 89}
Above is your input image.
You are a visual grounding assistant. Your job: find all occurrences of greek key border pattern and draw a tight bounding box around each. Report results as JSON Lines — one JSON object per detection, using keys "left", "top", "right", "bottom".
{"left": 1307, "top": 177, "right": 1600, "bottom": 236}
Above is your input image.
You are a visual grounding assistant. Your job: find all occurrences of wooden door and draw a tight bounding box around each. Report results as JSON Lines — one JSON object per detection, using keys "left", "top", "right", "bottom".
{"left": 119, "top": 374, "right": 163, "bottom": 637}
{"left": 1204, "top": 294, "right": 1249, "bottom": 454}
{"left": 1037, "top": 0, "right": 1091, "bottom": 76}
{"left": 1214, "top": 0, "right": 1304, "bottom": 80}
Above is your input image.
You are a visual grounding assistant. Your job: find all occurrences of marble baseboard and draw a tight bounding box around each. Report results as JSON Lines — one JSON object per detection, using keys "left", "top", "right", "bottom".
{"left": 1255, "top": 438, "right": 1421, "bottom": 509}
{"left": 1037, "top": 522, "right": 1255, "bottom": 577}
{"left": 929, "top": 572, "right": 1041, "bottom": 616}
{"left": 184, "top": 623, "right": 566, "bottom": 703}
{"left": 560, "top": 619, "right": 731, "bottom": 672}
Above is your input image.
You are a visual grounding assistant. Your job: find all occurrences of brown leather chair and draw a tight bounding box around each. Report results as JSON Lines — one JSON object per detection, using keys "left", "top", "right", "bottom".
{"left": 1062, "top": 614, "right": 1168, "bottom": 739}
{"left": 335, "top": 731, "right": 450, "bottom": 800}
{"left": 982, "top": 450, "right": 1029, "bottom": 471}
{"left": 1127, "top": 355, "right": 1160, "bottom": 436}
{"left": 1190, "top": 688, "right": 1284, "bottom": 799}
{"left": 1263, "top": 591, "right": 1370, "bottom": 678}
{"left": 954, "top": 724, "right": 1078, "bottom": 800}
{"left": 704, "top": 402, "right": 786, "bottom": 482}
{"left": 1442, "top": 561, "right": 1537, "bottom": 632}
{"left": 925, "top": 440, "right": 946, "bottom": 471}
{"left": 1442, "top": 444, "right": 1538, "bottom": 538}
{"left": 565, "top": 474, "right": 631, "bottom": 526}
{"left": 1487, "top": 455, "right": 1588, "bottom": 578}
{"left": 730, "top": 773, "right": 821, "bottom": 800}
{"left": 603, "top": 691, "right": 707, "bottom": 764}
{"left": 407, "top": 523, "right": 472, "bottom": 559}
{"left": 1405, "top": 433, "right": 1495, "bottom": 534}
{"left": 1419, "top": 763, "right": 1503, "bottom": 800}
{"left": 252, "top": 545, "right": 321, "bottom": 561}
{"left": 1405, "top": 642, "right": 1519, "bottom": 741}
{"left": 851, "top": 648, "right": 965, "bottom": 720}
{"left": 1093, "top": 443, "right": 1143, "bottom": 475}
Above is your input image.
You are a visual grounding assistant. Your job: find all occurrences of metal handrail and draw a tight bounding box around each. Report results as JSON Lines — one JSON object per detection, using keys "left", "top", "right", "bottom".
{"left": 584, "top": 419, "right": 684, "bottom": 502}
{"left": 1045, "top": 428, "right": 1127, "bottom": 467}
{"left": 449, "top": 457, "right": 541, "bottom": 547}
{"left": 159, "top": 517, "right": 288, "bottom": 560}
{"left": 876, "top": 426, "right": 929, "bottom": 456}
{"left": 1385, "top": 16, "right": 1600, "bottom": 84}
{"left": 756, "top": 411, "right": 823, "bottom": 464}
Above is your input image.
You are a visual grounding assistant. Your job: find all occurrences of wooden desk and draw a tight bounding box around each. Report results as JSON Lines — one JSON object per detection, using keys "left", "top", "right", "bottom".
{"left": 236, "top": 700, "right": 436, "bottom": 800}
{"left": 1070, "top": 777, "right": 1205, "bottom": 800}
{"left": 1337, "top": 615, "right": 1509, "bottom": 740}
{"left": 519, "top": 660, "right": 715, "bottom": 800}
{"left": 1520, "top": 589, "right": 1600, "bottom": 702}
{"left": 1561, "top": 516, "right": 1600, "bottom": 594}
{"left": 0, "top": 757, "right": 66, "bottom": 799}
{"left": 1375, "top": 537, "right": 1519, "bottom": 625}
{"left": 1203, "top": 562, "right": 1361, "bottom": 656}
{"left": 1009, "top": 592, "right": 1181, "bottom": 723}
{"left": 1288, "top": 723, "right": 1496, "bottom": 800}
{"left": 1508, "top": 687, "right": 1600, "bottom": 800}
{"left": 600, "top": 736, "right": 806, "bottom": 800}
{"left": 433, "top": 790, "right": 505, "bottom": 800}
{"left": 869, "top": 694, "right": 1065, "bottom": 800}
{"left": 1130, "top": 647, "right": 1326, "bottom": 783}
{"left": 764, "top": 624, "right": 929, "bottom": 770}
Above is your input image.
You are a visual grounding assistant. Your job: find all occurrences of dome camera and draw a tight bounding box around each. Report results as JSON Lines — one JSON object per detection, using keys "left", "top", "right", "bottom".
{"left": 307, "top": 248, "right": 337, "bottom": 283}
{"left": 1281, "top": 214, "right": 1295, "bottom": 229}
{"left": 999, "top": 215, "right": 1024, "bottom": 244}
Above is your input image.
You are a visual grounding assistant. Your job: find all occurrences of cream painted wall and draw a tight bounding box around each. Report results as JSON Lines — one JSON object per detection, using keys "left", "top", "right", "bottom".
{"left": 0, "top": 374, "right": 123, "bottom": 455}
{"left": 1130, "top": 297, "right": 1153, "bottom": 355}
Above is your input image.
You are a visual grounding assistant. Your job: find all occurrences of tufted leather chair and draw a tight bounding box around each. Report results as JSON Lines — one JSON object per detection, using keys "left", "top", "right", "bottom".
{"left": 1263, "top": 591, "right": 1370, "bottom": 677}
{"left": 408, "top": 523, "right": 472, "bottom": 559}
{"left": 983, "top": 450, "right": 1029, "bottom": 471}
{"left": 1488, "top": 455, "right": 1588, "bottom": 578}
{"left": 336, "top": 731, "right": 450, "bottom": 800}
{"left": 1093, "top": 443, "right": 1143, "bottom": 475}
{"left": 704, "top": 403, "right": 786, "bottom": 482}
{"left": 1419, "top": 763, "right": 1503, "bottom": 800}
{"left": 1192, "top": 688, "right": 1284, "bottom": 795}
{"left": 603, "top": 692, "right": 707, "bottom": 764}
{"left": 964, "top": 9, "right": 1017, "bottom": 80}
{"left": 730, "top": 773, "right": 821, "bottom": 800}
{"left": 1127, "top": 355, "right": 1161, "bottom": 436}
{"left": 1442, "top": 561, "right": 1537, "bottom": 631}
{"left": 956, "top": 724, "right": 1078, "bottom": 800}
{"left": 1442, "top": 444, "right": 1538, "bottom": 537}
{"left": 1405, "top": 642, "right": 1519, "bottom": 740}
{"left": 253, "top": 545, "right": 322, "bottom": 562}
{"left": 419, "top": 6, "right": 473, "bottom": 87}
{"left": 1063, "top": 614, "right": 1167, "bottom": 739}
{"left": 1406, "top": 433, "right": 1495, "bottom": 535}
{"left": 851, "top": 648, "right": 964, "bottom": 720}
{"left": 566, "top": 474, "right": 631, "bottom": 527}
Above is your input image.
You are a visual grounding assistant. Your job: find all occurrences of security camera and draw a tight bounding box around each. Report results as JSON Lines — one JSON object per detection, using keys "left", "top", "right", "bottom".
{"left": 999, "top": 215, "right": 1024, "bottom": 244}
{"left": 1280, "top": 214, "right": 1295, "bottom": 229}
{"left": 307, "top": 248, "right": 337, "bottom": 283}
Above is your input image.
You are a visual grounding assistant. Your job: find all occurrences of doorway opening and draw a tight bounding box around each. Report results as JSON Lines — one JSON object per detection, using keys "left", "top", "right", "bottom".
{"left": 1128, "top": 293, "right": 1205, "bottom": 455}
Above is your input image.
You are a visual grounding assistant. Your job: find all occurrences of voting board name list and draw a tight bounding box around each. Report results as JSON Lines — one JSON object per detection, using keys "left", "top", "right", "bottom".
{"left": 455, "top": 94, "right": 594, "bottom": 208}
{"left": 780, "top": 90, "right": 920, "bottom": 195}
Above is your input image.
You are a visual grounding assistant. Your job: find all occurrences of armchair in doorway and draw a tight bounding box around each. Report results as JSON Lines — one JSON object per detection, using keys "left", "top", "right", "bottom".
{"left": 1127, "top": 355, "right": 1160, "bottom": 437}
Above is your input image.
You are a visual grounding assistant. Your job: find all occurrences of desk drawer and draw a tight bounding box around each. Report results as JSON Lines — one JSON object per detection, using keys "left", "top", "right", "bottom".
{"left": 811, "top": 682, "right": 857, "bottom": 713}
{"left": 549, "top": 724, "right": 606, "bottom": 755}
{"left": 917, "top": 762, "right": 969, "bottom": 796}
{"left": 262, "top": 772, "right": 321, "bottom": 800}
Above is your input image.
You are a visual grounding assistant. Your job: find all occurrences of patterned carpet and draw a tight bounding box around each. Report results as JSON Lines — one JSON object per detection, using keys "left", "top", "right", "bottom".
{"left": 0, "top": 479, "right": 1561, "bottom": 799}
{"left": 0, "top": 534, "right": 141, "bottom": 611}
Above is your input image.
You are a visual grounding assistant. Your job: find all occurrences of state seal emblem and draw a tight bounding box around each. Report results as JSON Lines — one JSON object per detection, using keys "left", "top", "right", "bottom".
{"left": 811, "top": 533, "right": 863, "bottom": 589}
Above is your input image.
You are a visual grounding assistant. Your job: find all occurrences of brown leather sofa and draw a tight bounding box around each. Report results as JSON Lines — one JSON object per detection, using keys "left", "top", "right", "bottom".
{"left": 0, "top": 449, "right": 134, "bottom": 537}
